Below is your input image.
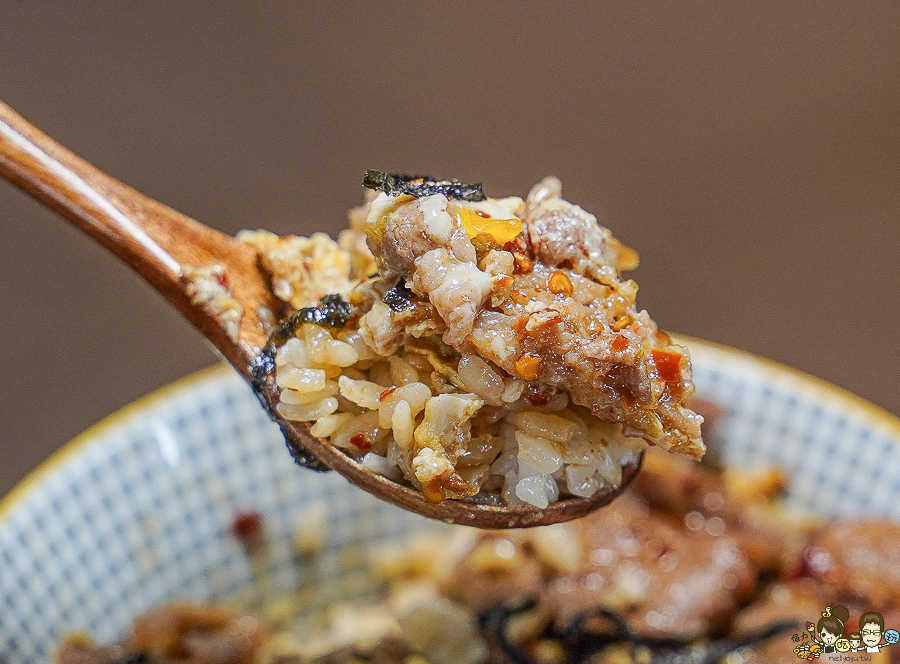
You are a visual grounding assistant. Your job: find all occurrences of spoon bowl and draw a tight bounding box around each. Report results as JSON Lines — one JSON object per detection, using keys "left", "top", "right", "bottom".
{"left": 0, "top": 99, "right": 639, "bottom": 527}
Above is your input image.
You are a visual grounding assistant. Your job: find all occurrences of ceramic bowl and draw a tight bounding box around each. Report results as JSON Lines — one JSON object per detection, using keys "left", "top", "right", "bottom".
{"left": 2, "top": 338, "right": 900, "bottom": 663}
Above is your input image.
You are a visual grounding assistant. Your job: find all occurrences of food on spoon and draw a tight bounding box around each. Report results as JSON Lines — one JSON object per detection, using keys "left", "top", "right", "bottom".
{"left": 182, "top": 263, "right": 244, "bottom": 342}
{"left": 238, "top": 173, "right": 704, "bottom": 508}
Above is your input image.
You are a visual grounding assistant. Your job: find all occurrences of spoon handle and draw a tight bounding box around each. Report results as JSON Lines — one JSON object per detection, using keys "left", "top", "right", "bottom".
{"left": 0, "top": 100, "right": 194, "bottom": 279}
{"left": 0, "top": 99, "right": 278, "bottom": 363}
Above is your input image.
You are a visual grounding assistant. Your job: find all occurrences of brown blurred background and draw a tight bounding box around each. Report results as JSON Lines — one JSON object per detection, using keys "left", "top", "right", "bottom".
{"left": 1, "top": 2, "right": 898, "bottom": 498}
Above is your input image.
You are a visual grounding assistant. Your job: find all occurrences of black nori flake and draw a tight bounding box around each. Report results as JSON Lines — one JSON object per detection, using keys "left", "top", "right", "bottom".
{"left": 363, "top": 169, "right": 486, "bottom": 202}
{"left": 480, "top": 600, "right": 540, "bottom": 664}
{"left": 250, "top": 354, "right": 331, "bottom": 471}
{"left": 245, "top": 293, "right": 355, "bottom": 473}
{"left": 383, "top": 280, "right": 415, "bottom": 312}
{"left": 480, "top": 602, "right": 796, "bottom": 664}
{"left": 249, "top": 352, "right": 275, "bottom": 387}
{"left": 263, "top": 294, "right": 354, "bottom": 351}
{"left": 248, "top": 352, "right": 278, "bottom": 419}
{"left": 289, "top": 293, "right": 353, "bottom": 330}
{"left": 109, "top": 654, "right": 150, "bottom": 664}
{"left": 281, "top": 421, "right": 330, "bottom": 472}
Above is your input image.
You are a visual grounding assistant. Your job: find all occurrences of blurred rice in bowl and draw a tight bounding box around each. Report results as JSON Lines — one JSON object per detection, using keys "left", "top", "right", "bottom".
{"left": 2, "top": 338, "right": 900, "bottom": 663}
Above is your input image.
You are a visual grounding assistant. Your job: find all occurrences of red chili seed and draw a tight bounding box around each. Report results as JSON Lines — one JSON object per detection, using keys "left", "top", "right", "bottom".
{"left": 528, "top": 393, "right": 552, "bottom": 407}
{"left": 350, "top": 434, "right": 373, "bottom": 451}
{"left": 232, "top": 510, "right": 263, "bottom": 540}
{"left": 651, "top": 350, "right": 683, "bottom": 383}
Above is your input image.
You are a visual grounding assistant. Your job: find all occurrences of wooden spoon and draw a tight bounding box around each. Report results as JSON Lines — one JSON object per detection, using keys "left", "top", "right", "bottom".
{"left": 0, "top": 99, "right": 640, "bottom": 528}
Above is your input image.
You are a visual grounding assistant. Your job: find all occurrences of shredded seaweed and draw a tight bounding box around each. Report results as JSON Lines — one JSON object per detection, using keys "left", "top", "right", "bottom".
{"left": 383, "top": 280, "right": 415, "bottom": 312}
{"left": 249, "top": 353, "right": 276, "bottom": 391}
{"left": 108, "top": 654, "right": 149, "bottom": 664}
{"left": 363, "top": 170, "right": 486, "bottom": 202}
{"left": 480, "top": 600, "right": 542, "bottom": 664}
{"left": 281, "top": 422, "right": 330, "bottom": 472}
{"left": 248, "top": 351, "right": 279, "bottom": 420}
{"left": 248, "top": 350, "right": 330, "bottom": 471}
{"left": 480, "top": 602, "right": 797, "bottom": 664}
{"left": 245, "top": 293, "right": 355, "bottom": 473}
{"left": 264, "top": 294, "right": 354, "bottom": 351}
{"left": 289, "top": 293, "right": 354, "bottom": 330}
